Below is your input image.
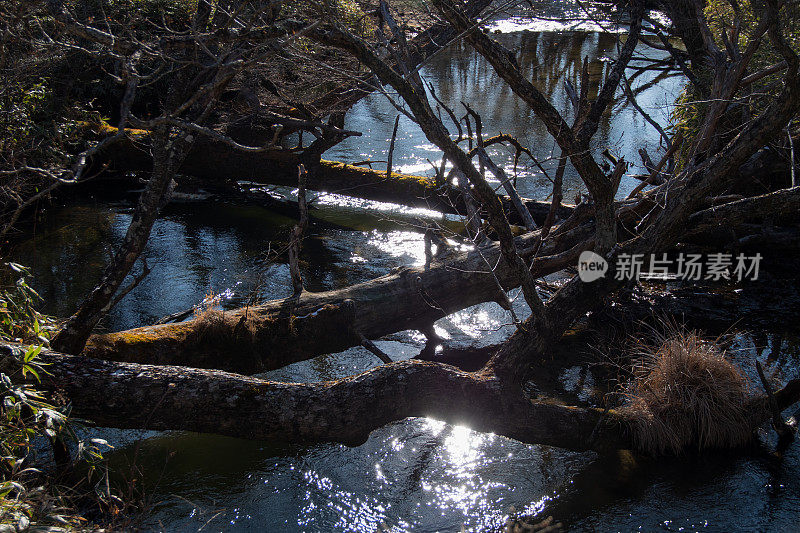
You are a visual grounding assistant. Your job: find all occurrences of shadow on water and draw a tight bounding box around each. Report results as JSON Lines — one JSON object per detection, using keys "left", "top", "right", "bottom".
{"left": 526, "top": 441, "right": 800, "bottom": 532}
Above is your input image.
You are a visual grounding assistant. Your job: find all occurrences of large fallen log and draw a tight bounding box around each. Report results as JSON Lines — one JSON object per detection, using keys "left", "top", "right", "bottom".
{"left": 90, "top": 128, "right": 793, "bottom": 231}
{"left": 81, "top": 184, "right": 800, "bottom": 374}
{"left": 685, "top": 186, "right": 800, "bottom": 238}
{"left": 83, "top": 224, "right": 593, "bottom": 373}
{"left": 96, "top": 131, "right": 570, "bottom": 226}
{"left": 3, "top": 346, "right": 621, "bottom": 451}
{"left": 1, "top": 344, "right": 796, "bottom": 453}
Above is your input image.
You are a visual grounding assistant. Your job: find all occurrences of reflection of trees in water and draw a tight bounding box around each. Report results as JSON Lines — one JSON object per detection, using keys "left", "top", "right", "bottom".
{"left": 428, "top": 30, "right": 677, "bottom": 129}
{"left": 11, "top": 207, "right": 116, "bottom": 318}
{"left": 430, "top": 31, "right": 617, "bottom": 117}
{"left": 423, "top": 31, "right": 642, "bottom": 197}
{"left": 329, "top": 29, "right": 683, "bottom": 200}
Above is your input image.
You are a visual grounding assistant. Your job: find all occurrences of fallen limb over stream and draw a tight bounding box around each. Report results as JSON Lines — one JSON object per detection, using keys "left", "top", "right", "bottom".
{"left": 88, "top": 127, "right": 793, "bottom": 231}
{"left": 97, "top": 131, "right": 569, "bottom": 225}
{"left": 82, "top": 224, "right": 592, "bottom": 373}
{"left": 1, "top": 344, "right": 797, "bottom": 454}
{"left": 7, "top": 0, "right": 798, "bottom": 473}
{"left": 80, "top": 185, "right": 800, "bottom": 374}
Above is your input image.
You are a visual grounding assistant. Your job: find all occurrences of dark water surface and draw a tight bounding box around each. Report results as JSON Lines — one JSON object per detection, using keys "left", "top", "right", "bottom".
{"left": 8, "top": 18, "right": 800, "bottom": 533}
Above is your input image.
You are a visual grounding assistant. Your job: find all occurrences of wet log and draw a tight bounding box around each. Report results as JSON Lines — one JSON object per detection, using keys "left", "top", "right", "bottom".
{"left": 86, "top": 125, "right": 792, "bottom": 230}
{"left": 78, "top": 185, "right": 800, "bottom": 374}
{"left": 0, "top": 344, "right": 624, "bottom": 451}
{"left": 97, "top": 132, "right": 570, "bottom": 226}
{"left": 81, "top": 226, "right": 592, "bottom": 374}
{"left": 685, "top": 186, "right": 800, "bottom": 238}
{"left": 1, "top": 344, "right": 797, "bottom": 453}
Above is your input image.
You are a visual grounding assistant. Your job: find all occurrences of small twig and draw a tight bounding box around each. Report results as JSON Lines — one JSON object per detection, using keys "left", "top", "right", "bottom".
{"left": 541, "top": 153, "right": 566, "bottom": 239}
{"left": 564, "top": 79, "right": 580, "bottom": 116}
{"left": 627, "top": 132, "right": 684, "bottom": 199}
{"left": 424, "top": 229, "right": 433, "bottom": 270}
{"left": 475, "top": 147, "right": 537, "bottom": 231}
{"left": 788, "top": 126, "right": 796, "bottom": 188}
{"left": 756, "top": 360, "right": 793, "bottom": 441}
{"left": 740, "top": 60, "right": 787, "bottom": 87}
{"left": 639, "top": 148, "right": 657, "bottom": 175}
{"left": 359, "top": 333, "right": 392, "bottom": 364}
{"left": 101, "top": 258, "right": 152, "bottom": 313}
{"left": 288, "top": 165, "right": 309, "bottom": 296}
{"left": 154, "top": 307, "right": 197, "bottom": 325}
{"left": 428, "top": 82, "right": 463, "bottom": 142}
{"left": 386, "top": 114, "right": 400, "bottom": 179}
{"left": 455, "top": 169, "right": 485, "bottom": 243}
{"left": 622, "top": 73, "right": 672, "bottom": 151}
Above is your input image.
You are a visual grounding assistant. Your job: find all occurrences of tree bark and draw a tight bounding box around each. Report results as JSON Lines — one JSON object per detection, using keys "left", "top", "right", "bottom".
{"left": 97, "top": 132, "right": 569, "bottom": 226}
{"left": 81, "top": 226, "right": 592, "bottom": 373}
{"left": 50, "top": 127, "right": 190, "bottom": 354}
{"left": 0, "top": 344, "right": 624, "bottom": 451}
{"left": 76, "top": 181, "right": 800, "bottom": 374}
{"left": 1, "top": 344, "right": 796, "bottom": 454}
{"left": 86, "top": 125, "right": 793, "bottom": 226}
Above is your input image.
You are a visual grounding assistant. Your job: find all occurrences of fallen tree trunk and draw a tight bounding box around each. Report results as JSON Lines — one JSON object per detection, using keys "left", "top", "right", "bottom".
{"left": 82, "top": 110, "right": 792, "bottom": 232}
{"left": 81, "top": 184, "right": 800, "bottom": 374}
{"left": 685, "top": 186, "right": 800, "bottom": 238}
{"left": 3, "top": 346, "right": 623, "bottom": 451}
{"left": 92, "top": 128, "right": 793, "bottom": 229}
{"left": 1, "top": 344, "right": 796, "bottom": 454}
{"left": 97, "top": 132, "right": 570, "bottom": 226}
{"left": 83, "top": 225, "right": 593, "bottom": 373}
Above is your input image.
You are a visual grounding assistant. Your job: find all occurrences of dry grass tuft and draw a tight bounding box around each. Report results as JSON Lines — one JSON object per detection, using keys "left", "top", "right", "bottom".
{"left": 191, "top": 308, "right": 259, "bottom": 351}
{"left": 621, "top": 328, "right": 754, "bottom": 455}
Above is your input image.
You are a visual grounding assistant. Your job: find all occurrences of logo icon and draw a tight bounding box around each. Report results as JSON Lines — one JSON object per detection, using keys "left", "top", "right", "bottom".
{"left": 577, "top": 250, "right": 608, "bottom": 282}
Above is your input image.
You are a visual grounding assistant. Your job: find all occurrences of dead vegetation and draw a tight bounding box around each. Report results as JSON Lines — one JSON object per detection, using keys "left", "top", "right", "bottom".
{"left": 621, "top": 327, "right": 755, "bottom": 456}
{"left": 190, "top": 308, "right": 260, "bottom": 357}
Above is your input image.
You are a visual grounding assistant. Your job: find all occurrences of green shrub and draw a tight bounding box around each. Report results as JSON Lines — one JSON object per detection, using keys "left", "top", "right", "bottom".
{"left": 0, "top": 266, "right": 113, "bottom": 529}
{"left": 0, "top": 263, "right": 57, "bottom": 345}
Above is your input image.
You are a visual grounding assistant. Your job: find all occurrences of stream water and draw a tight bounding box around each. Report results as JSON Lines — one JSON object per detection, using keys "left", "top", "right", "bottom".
{"left": 7, "top": 8, "right": 800, "bottom": 532}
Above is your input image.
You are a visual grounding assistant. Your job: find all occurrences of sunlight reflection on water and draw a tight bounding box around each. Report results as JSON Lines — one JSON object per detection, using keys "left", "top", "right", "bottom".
{"left": 294, "top": 421, "right": 517, "bottom": 531}
{"left": 364, "top": 230, "right": 426, "bottom": 266}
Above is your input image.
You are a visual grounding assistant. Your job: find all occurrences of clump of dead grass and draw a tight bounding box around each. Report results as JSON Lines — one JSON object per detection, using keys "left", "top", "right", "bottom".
{"left": 191, "top": 308, "right": 259, "bottom": 351}
{"left": 621, "top": 328, "right": 754, "bottom": 455}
